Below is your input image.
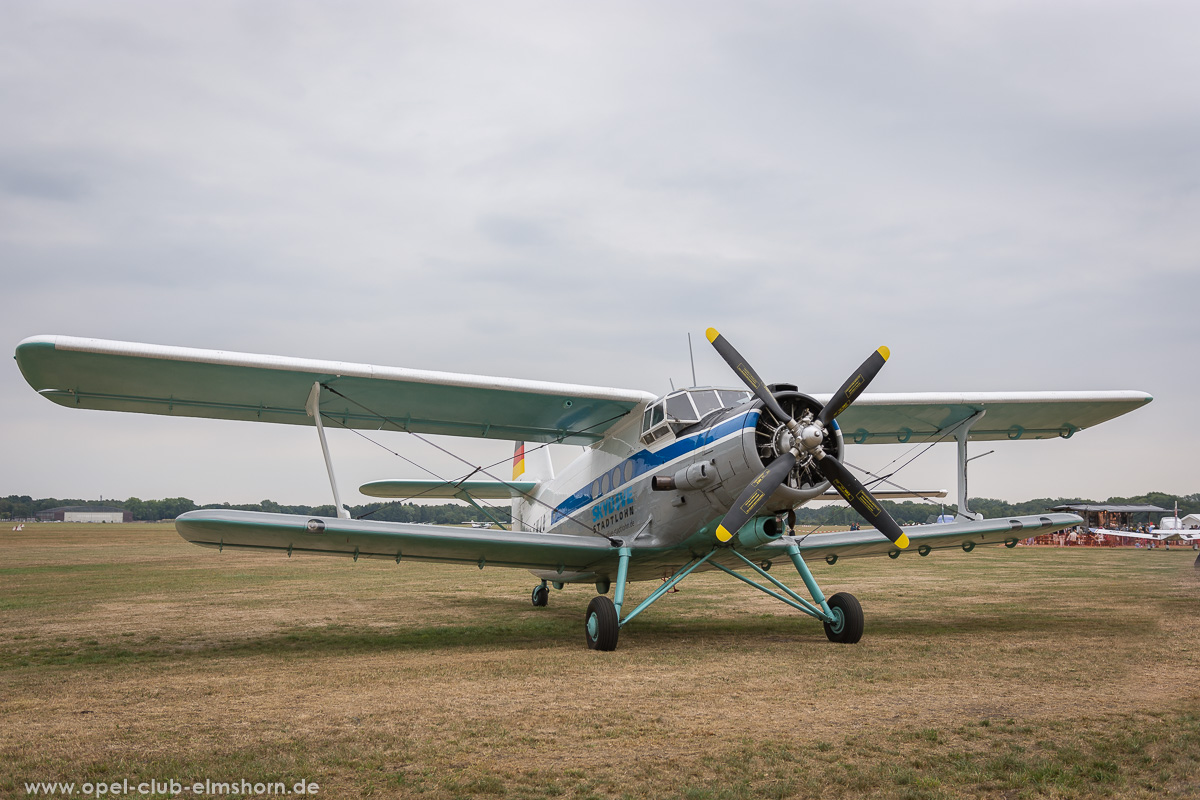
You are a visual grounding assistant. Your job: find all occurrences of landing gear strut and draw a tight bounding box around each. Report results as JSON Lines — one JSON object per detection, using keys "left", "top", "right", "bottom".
{"left": 581, "top": 541, "right": 862, "bottom": 651}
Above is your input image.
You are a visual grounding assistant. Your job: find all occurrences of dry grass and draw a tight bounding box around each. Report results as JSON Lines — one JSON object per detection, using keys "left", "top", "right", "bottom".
{"left": 1, "top": 523, "right": 1198, "bottom": 799}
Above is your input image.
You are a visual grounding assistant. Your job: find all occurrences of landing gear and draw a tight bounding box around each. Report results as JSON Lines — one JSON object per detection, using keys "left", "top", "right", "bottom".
{"left": 585, "top": 596, "right": 619, "bottom": 651}
{"left": 578, "top": 542, "right": 862, "bottom": 650}
{"left": 531, "top": 583, "right": 549, "bottom": 607}
{"left": 823, "top": 592, "right": 864, "bottom": 644}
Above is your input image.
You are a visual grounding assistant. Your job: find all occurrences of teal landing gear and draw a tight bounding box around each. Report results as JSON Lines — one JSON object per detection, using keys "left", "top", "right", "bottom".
{"left": 822, "top": 592, "right": 864, "bottom": 644}
{"left": 531, "top": 582, "right": 549, "bottom": 607}
{"left": 585, "top": 596, "right": 619, "bottom": 650}
{"left": 584, "top": 542, "right": 861, "bottom": 651}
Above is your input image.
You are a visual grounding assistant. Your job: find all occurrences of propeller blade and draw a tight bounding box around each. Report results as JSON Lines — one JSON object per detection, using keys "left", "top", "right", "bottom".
{"left": 816, "top": 455, "right": 910, "bottom": 549}
{"left": 817, "top": 346, "right": 889, "bottom": 427}
{"left": 715, "top": 452, "right": 796, "bottom": 543}
{"left": 706, "top": 328, "right": 794, "bottom": 426}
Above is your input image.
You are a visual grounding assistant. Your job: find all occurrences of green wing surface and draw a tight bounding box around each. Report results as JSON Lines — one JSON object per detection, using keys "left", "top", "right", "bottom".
{"left": 822, "top": 392, "right": 1152, "bottom": 444}
{"left": 16, "top": 335, "right": 655, "bottom": 445}
{"left": 359, "top": 479, "right": 539, "bottom": 499}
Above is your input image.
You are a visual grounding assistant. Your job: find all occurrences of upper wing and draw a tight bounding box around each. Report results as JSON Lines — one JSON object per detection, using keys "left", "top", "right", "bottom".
{"left": 818, "top": 391, "right": 1152, "bottom": 443}
{"left": 16, "top": 335, "right": 655, "bottom": 445}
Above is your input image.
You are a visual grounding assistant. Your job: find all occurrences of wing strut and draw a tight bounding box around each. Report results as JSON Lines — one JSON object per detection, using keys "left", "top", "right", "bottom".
{"left": 952, "top": 410, "right": 986, "bottom": 521}
{"left": 306, "top": 382, "right": 351, "bottom": 519}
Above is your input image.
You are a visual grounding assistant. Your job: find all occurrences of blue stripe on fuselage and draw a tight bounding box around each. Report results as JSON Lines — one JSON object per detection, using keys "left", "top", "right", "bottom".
{"left": 551, "top": 410, "right": 759, "bottom": 524}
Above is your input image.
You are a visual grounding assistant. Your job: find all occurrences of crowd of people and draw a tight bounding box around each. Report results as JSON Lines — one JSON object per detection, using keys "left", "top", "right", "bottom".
{"left": 1025, "top": 525, "right": 1197, "bottom": 548}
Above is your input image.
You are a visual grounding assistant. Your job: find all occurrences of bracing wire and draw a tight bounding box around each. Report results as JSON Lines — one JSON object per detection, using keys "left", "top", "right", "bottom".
{"left": 318, "top": 384, "right": 627, "bottom": 542}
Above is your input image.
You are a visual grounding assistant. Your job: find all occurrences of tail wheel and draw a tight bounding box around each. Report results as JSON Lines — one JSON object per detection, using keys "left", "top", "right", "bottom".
{"left": 823, "top": 592, "right": 864, "bottom": 644}
{"left": 531, "top": 584, "right": 549, "bottom": 607}
{"left": 585, "top": 596, "right": 620, "bottom": 651}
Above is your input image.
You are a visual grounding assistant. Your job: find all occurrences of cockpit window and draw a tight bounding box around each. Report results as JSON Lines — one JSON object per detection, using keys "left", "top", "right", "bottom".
{"left": 665, "top": 392, "right": 696, "bottom": 423}
{"left": 650, "top": 403, "right": 664, "bottom": 426}
{"left": 690, "top": 390, "right": 722, "bottom": 416}
{"left": 718, "top": 390, "right": 751, "bottom": 408}
{"left": 640, "top": 388, "right": 751, "bottom": 446}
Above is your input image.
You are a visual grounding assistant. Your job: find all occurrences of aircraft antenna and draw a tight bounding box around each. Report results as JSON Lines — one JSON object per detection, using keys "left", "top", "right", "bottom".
{"left": 688, "top": 332, "right": 697, "bottom": 387}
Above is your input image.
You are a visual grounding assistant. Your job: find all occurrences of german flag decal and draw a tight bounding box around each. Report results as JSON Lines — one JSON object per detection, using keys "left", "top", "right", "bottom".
{"left": 512, "top": 443, "right": 526, "bottom": 480}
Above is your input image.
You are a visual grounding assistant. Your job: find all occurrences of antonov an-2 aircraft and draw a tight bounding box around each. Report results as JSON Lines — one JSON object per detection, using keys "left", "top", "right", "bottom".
{"left": 15, "top": 330, "right": 1153, "bottom": 651}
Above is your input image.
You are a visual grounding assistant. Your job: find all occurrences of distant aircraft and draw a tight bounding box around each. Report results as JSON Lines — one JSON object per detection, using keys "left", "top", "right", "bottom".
{"left": 16, "top": 331, "right": 1152, "bottom": 650}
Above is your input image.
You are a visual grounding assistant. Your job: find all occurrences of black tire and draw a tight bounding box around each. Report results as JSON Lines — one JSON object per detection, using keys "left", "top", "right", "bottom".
{"left": 531, "top": 584, "right": 549, "bottom": 607}
{"left": 585, "top": 595, "right": 620, "bottom": 651}
{"left": 823, "top": 592, "right": 864, "bottom": 644}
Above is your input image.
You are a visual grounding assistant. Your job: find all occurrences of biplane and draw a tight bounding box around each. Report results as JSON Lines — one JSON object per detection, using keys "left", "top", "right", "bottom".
{"left": 15, "top": 330, "right": 1152, "bottom": 650}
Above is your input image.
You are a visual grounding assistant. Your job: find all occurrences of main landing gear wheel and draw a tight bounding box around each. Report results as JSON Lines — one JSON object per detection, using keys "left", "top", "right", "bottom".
{"left": 823, "top": 592, "right": 864, "bottom": 644}
{"left": 585, "top": 595, "right": 619, "bottom": 651}
{"left": 531, "top": 584, "right": 549, "bottom": 607}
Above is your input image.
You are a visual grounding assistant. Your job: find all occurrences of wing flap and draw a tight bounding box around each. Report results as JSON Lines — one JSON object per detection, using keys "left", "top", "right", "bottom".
{"left": 175, "top": 509, "right": 615, "bottom": 570}
{"left": 17, "top": 335, "right": 654, "bottom": 445}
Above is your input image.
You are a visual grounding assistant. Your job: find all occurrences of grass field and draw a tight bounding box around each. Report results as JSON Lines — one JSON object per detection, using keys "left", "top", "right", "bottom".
{"left": 1, "top": 523, "right": 1197, "bottom": 799}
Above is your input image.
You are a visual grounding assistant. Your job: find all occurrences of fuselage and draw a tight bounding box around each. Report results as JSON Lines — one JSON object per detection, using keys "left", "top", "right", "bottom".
{"left": 513, "top": 388, "right": 844, "bottom": 558}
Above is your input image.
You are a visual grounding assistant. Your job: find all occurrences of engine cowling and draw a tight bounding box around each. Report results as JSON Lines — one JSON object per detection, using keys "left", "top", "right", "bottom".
{"left": 742, "top": 388, "right": 843, "bottom": 510}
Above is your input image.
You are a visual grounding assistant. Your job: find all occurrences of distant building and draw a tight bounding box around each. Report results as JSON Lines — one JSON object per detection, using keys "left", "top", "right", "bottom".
{"left": 1049, "top": 503, "right": 1166, "bottom": 530}
{"left": 36, "top": 505, "right": 132, "bottom": 523}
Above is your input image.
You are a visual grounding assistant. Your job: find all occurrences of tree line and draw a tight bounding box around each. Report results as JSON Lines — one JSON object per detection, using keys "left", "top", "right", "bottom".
{"left": 3, "top": 491, "right": 1196, "bottom": 526}
{"left": 0, "top": 495, "right": 511, "bottom": 525}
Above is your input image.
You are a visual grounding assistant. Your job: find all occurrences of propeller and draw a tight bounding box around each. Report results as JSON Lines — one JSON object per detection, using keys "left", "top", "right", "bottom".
{"left": 706, "top": 327, "right": 909, "bottom": 550}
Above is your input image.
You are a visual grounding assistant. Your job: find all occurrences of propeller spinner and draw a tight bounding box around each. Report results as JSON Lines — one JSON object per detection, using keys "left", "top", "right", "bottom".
{"left": 706, "top": 328, "right": 909, "bottom": 550}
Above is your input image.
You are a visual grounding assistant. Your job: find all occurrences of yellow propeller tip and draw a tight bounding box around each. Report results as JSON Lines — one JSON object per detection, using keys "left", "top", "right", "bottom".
{"left": 895, "top": 533, "right": 910, "bottom": 549}
{"left": 878, "top": 345, "right": 890, "bottom": 361}
{"left": 706, "top": 327, "right": 720, "bottom": 343}
{"left": 716, "top": 524, "right": 732, "bottom": 542}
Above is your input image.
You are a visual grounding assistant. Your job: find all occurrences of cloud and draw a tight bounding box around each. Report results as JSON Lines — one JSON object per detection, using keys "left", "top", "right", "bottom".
{"left": 2, "top": 1, "right": 1197, "bottom": 503}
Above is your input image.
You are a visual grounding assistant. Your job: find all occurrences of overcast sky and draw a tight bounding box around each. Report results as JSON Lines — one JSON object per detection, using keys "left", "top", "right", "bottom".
{"left": 2, "top": 1, "right": 1197, "bottom": 509}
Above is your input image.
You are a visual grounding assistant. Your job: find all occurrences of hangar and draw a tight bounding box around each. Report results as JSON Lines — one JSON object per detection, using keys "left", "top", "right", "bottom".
{"left": 37, "top": 505, "right": 133, "bottom": 523}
